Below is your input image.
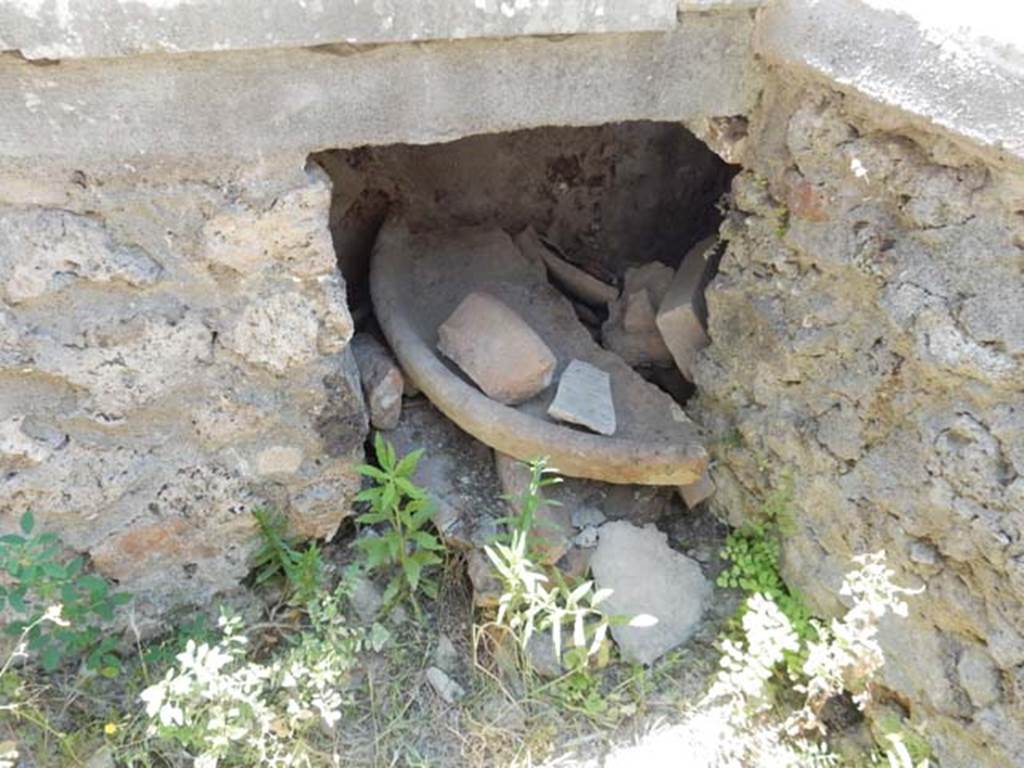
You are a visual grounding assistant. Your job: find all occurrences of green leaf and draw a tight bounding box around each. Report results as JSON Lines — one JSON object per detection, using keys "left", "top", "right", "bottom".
{"left": 420, "top": 577, "right": 439, "bottom": 600}
{"left": 410, "top": 550, "right": 442, "bottom": 567}
{"left": 357, "top": 464, "right": 388, "bottom": 482}
{"left": 402, "top": 558, "right": 421, "bottom": 591}
{"left": 410, "top": 530, "right": 443, "bottom": 551}
{"left": 356, "top": 537, "right": 390, "bottom": 570}
{"left": 407, "top": 500, "right": 436, "bottom": 530}
{"left": 396, "top": 477, "right": 426, "bottom": 501}
{"left": 41, "top": 644, "right": 61, "bottom": 672}
{"left": 8, "top": 587, "right": 27, "bottom": 613}
{"left": 355, "top": 510, "right": 389, "bottom": 525}
{"left": 355, "top": 488, "right": 382, "bottom": 504}
{"left": 19, "top": 510, "right": 34, "bottom": 535}
{"left": 394, "top": 448, "right": 423, "bottom": 478}
{"left": 381, "top": 575, "right": 402, "bottom": 607}
{"left": 42, "top": 561, "right": 66, "bottom": 579}
{"left": 78, "top": 574, "right": 109, "bottom": 598}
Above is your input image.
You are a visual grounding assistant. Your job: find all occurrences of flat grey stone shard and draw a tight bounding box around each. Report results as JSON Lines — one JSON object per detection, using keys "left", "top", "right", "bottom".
{"left": 591, "top": 521, "right": 710, "bottom": 665}
{"left": 547, "top": 359, "right": 616, "bottom": 436}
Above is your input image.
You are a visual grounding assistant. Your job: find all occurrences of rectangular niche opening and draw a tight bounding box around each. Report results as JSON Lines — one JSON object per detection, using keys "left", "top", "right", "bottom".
{"left": 313, "top": 121, "right": 736, "bottom": 410}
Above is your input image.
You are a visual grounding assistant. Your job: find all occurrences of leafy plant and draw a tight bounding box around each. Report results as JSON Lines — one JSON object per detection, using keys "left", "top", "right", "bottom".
{"left": 486, "top": 529, "right": 619, "bottom": 666}
{"left": 704, "top": 552, "right": 923, "bottom": 766}
{"left": 139, "top": 585, "right": 381, "bottom": 768}
{"left": 481, "top": 462, "right": 654, "bottom": 676}
{"left": 497, "top": 457, "right": 562, "bottom": 538}
{"left": 718, "top": 477, "right": 815, "bottom": 643}
{"left": 251, "top": 507, "right": 324, "bottom": 606}
{"left": 355, "top": 434, "right": 445, "bottom": 614}
{"left": 0, "top": 511, "right": 130, "bottom": 673}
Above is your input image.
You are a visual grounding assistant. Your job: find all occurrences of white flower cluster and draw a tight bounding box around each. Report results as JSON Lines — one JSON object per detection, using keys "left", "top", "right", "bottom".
{"left": 710, "top": 593, "right": 800, "bottom": 712}
{"left": 703, "top": 551, "right": 921, "bottom": 767}
{"left": 140, "top": 590, "right": 375, "bottom": 768}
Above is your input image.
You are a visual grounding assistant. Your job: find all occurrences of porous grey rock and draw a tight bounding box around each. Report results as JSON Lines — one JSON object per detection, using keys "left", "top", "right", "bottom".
{"left": 438, "top": 291, "right": 556, "bottom": 405}
{"left": 0, "top": 0, "right": 677, "bottom": 60}
{"left": 0, "top": 170, "right": 366, "bottom": 617}
{"left": 351, "top": 333, "right": 404, "bottom": 430}
{"left": 557, "top": 545, "right": 594, "bottom": 582}
{"left": 0, "top": 208, "right": 162, "bottom": 304}
{"left": 526, "top": 632, "right": 564, "bottom": 679}
{"left": 590, "top": 521, "right": 710, "bottom": 664}
{"left": 694, "top": 83, "right": 1024, "bottom": 766}
{"left": 655, "top": 237, "right": 718, "bottom": 381}
{"left": 0, "top": 15, "right": 761, "bottom": 177}
{"left": 957, "top": 646, "right": 1002, "bottom": 709}
{"left": 547, "top": 359, "right": 616, "bottom": 436}
{"left": 433, "top": 634, "right": 460, "bottom": 674}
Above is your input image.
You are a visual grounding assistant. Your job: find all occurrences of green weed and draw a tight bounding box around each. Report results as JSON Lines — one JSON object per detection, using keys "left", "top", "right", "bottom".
{"left": 0, "top": 510, "right": 130, "bottom": 674}
{"left": 717, "top": 477, "right": 815, "bottom": 643}
{"left": 355, "top": 433, "right": 445, "bottom": 615}
{"left": 251, "top": 507, "right": 324, "bottom": 606}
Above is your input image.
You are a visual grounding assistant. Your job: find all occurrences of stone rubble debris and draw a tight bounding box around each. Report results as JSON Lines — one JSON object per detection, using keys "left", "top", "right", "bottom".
{"left": 515, "top": 226, "right": 618, "bottom": 308}
{"left": 425, "top": 665, "right": 466, "bottom": 704}
{"left": 467, "top": 548, "right": 502, "bottom": 608}
{"left": 373, "top": 222, "right": 708, "bottom": 484}
{"left": 573, "top": 526, "right": 599, "bottom": 548}
{"left": 677, "top": 468, "right": 715, "bottom": 509}
{"left": 437, "top": 290, "right": 556, "bottom": 405}
{"left": 556, "top": 545, "right": 594, "bottom": 581}
{"left": 590, "top": 520, "right": 710, "bottom": 665}
{"left": 601, "top": 262, "right": 676, "bottom": 367}
{"left": 547, "top": 359, "right": 617, "bottom": 436}
{"left": 351, "top": 332, "right": 404, "bottom": 430}
{"left": 526, "top": 632, "right": 565, "bottom": 679}
{"left": 655, "top": 236, "right": 720, "bottom": 381}
{"left": 570, "top": 505, "right": 607, "bottom": 529}
{"left": 433, "top": 633, "right": 460, "bottom": 674}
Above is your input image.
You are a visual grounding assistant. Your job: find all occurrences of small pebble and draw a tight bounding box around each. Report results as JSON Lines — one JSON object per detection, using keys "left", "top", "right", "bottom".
{"left": 426, "top": 666, "right": 466, "bottom": 704}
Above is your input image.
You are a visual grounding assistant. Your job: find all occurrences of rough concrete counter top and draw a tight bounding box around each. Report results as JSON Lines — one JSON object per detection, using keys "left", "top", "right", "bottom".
{"left": 0, "top": 0, "right": 676, "bottom": 60}
{"left": 0, "top": 12, "right": 760, "bottom": 179}
{"left": 756, "top": 0, "right": 1024, "bottom": 164}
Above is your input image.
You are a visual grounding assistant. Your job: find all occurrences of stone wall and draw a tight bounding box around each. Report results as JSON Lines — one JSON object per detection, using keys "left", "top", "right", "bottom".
{"left": 0, "top": 164, "right": 366, "bottom": 619}
{"left": 694, "top": 79, "right": 1024, "bottom": 767}
{"left": 1, "top": 2, "right": 1023, "bottom": 764}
